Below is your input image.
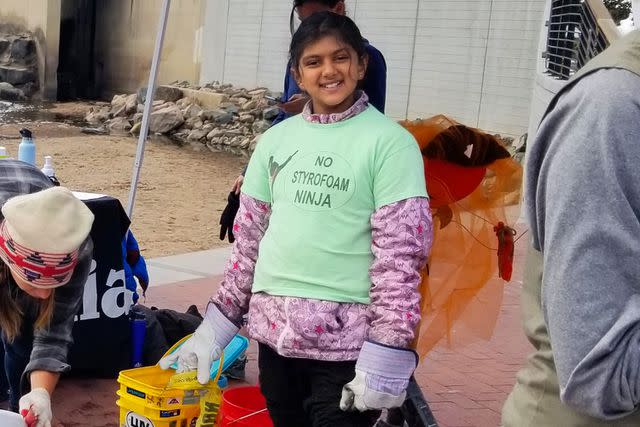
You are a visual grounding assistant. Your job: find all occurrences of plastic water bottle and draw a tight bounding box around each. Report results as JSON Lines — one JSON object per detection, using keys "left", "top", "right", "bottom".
{"left": 0, "top": 147, "right": 7, "bottom": 159}
{"left": 41, "top": 156, "right": 55, "bottom": 177}
{"left": 130, "top": 307, "right": 147, "bottom": 368}
{"left": 18, "top": 129, "right": 35, "bottom": 165}
{"left": 41, "top": 155, "right": 60, "bottom": 186}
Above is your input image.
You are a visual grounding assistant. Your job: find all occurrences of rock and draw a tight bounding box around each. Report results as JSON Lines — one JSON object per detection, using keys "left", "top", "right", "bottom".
{"left": 200, "top": 109, "right": 233, "bottom": 125}
{"left": 111, "top": 94, "right": 127, "bottom": 107}
{"left": 172, "top": 129, "right": 191, "bottom": 141}
{"left": 107, "top": 117, "right": 132, "bottom": 132}
{"left": 252, "top": 120, "right": 271, "bottom": 134}
{"left": 230, "top": 136, "right": 244, "bottom": 147}
{"left": 224, "top": 130, "right": 243, "bottom": 137}
{"left": 81, "top": 127, "right": 108, "bottom": 135}
{"left": 202, "top": 123, "right": 214, "bottom": 133}
{"left": 262, "top": 106, "right": 280, "bottom": 121}
{"left": 0, "top": 38, "right": 9, "bottom": 56}
{"left": 10, "top": 38, "right": 36, "bottom": 61}
{"left": 206, "top": 139, "right": 222, "bottom": 150}
{"left": 149, "top": 104, "right": 184, "bottom": 133}
{"left": 130, "top": 122, "right": 142, "bottom": 135}
{"left": 255, "top": 98, "right": 270, "bottom": 110}
{"left": 206, "top": 128, "right": 225, "bottom": 140}
{"left": 220, "top": 103, "right": 239, "bottom": 115}
{"left": 85, "top": 106, "right": 111, "bottom": 124}
{"left": 0, "top": 82, "right": 26, "bottom": 101}
{"left": 0, "top": 65, "right": 37, "bottom": 85}
{"left": 247, "top": 88, "right": 268, "bottom": 96}
{"left": 239, "top": 137, "right": 251, "bottom": 149}
{"left": 155, "top": 85, "right": 183, "bottom": 102}
{"left": 137, "top": 85, "right": 183, "bottom": 104}
{"left": 17, "top": 82, "right": 38, "bottom": 97}
{"left": 238, "top": 113, "right": 254, "bottom": 124}
{"left": 176, "top": 97, "right": 199, "bottom": 109}
{"left": 241, "top": 99, "right": 258, "bottom": 111}
{"left": 187, "top": 129, "right": 208, "bottom": 141}
{"left": 132, "top": 113, "right": 143, "bottom": 124}
{"left": 185, "top": 116, "right": 202, "bottom": 129}
{"left": 183, "top": 103, "right": 203, "bottom": 119}
{"left": 111, "top": 94, "right": 137, "bottom": 117}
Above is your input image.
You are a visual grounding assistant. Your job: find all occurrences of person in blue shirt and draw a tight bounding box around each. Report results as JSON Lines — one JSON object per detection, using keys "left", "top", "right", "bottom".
{"left": 272, "top": 0, "right": 387, "bottom": 125}
{"left": 228, "top": 0, "right": 388, "bottom": 195}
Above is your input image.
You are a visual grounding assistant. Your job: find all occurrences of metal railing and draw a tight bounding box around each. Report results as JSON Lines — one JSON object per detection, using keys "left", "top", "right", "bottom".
{"left": 543, "top": 0, "right": 618, "bottom": 79}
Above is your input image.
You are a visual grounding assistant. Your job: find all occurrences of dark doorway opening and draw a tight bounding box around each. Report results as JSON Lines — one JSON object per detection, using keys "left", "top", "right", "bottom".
{"left": 57, "top": 0, "right": 98, "bottom": 100}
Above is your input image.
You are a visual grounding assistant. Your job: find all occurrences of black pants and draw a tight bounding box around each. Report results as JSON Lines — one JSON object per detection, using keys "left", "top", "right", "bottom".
{"left": 258, "top": 343, "right": 380, "bottom": 427}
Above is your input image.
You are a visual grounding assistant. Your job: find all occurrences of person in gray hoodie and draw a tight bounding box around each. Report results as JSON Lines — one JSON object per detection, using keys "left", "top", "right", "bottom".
{"left": 502, "top": 28, "right": 640, "bottom": 426}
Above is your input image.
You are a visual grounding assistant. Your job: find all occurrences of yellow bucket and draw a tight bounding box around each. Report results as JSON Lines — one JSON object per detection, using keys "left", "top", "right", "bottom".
{"left": 116, "top": 335, "right": 223, "bottom": 427}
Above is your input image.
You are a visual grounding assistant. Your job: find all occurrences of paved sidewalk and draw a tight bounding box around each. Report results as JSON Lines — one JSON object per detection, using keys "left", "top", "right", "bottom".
{"left": 53, "top": 232, "right": 531, "bottom": 426}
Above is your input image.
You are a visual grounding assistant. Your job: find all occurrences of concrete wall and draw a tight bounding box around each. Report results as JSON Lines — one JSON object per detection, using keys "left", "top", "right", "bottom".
{"left": 0, "top": 0, "right": 61, "bottom": 99}
{"left": 203, "top": 0, "right": 547, "bottom": 136}
{"left": 94, "top": 0, "right": 206, "bottom": 97}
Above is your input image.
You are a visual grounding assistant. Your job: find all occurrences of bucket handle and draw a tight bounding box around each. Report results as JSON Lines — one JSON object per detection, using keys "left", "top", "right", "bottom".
{"left": 160, "top": 333, "right": 193, "bottom": 361}
{"left": 227, "top": 408, "right": 269, "bottom": 425}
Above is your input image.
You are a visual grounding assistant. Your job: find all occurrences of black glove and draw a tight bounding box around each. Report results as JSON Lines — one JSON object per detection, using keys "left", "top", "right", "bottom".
{"left": 220, "top": 191, "right": 240, "bottom": 243}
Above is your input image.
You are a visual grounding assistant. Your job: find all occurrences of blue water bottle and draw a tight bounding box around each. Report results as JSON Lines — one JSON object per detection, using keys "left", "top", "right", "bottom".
{"left": 130, "top": 306, "right": 147, "bottom": 368}
{"left": 18, "top": 128, "right": 36, "bottom": 165}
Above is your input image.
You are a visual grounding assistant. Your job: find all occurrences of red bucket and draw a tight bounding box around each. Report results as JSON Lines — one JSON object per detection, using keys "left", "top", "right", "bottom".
{"left": 217, "top": 386, "right": 274, "bottom": 427}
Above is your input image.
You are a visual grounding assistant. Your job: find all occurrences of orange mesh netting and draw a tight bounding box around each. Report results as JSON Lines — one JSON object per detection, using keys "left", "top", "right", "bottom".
{"left": 400, "top": 115, "right": 523, "bottom": 358}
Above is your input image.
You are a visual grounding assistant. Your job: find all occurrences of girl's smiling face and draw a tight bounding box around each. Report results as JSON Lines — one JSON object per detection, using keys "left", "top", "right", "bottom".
{"left": 294, "top": 35, "right": 367, "bottom": 115}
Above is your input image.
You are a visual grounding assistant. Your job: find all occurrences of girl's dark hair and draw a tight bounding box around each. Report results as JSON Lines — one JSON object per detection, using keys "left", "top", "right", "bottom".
{"left": 289, "top": 0, "right": 344, "bottom": 35}
{"left": 293, "top": 0, "right": 342, "bottom": 7}
{"left": 289, "top": 11, "right": 367, "bottom": 69}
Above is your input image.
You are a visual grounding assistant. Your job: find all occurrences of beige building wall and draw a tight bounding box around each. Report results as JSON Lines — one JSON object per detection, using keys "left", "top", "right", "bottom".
{"left": 0, "top": 0, "right": 61, "bottom": 99}
{"left": 94, "top": 0, "right": 206, "bottom": 97}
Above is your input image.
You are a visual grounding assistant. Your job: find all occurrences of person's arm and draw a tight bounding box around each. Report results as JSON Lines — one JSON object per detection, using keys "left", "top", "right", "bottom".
{"left": 212, "top": 193, "right": 271, "bottom": 325}
{"left": 24, "top": 238, "right": 93, "bottom": 378}
{"left": 28, "top": 371, "right": 59, "bottom": 396}
{"left": 531, "top": 68, "right": 640, "bottom": 419}
{"left": 362, "top": 45, "right": 387, "bottom": 113}
{"left": 368, "top": 197, "right": 432, "bottom": 346}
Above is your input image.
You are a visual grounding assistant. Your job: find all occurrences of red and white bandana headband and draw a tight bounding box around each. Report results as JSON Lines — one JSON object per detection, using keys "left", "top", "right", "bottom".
{"left": 0, "top": 220, "right": 78, "bottom": 288}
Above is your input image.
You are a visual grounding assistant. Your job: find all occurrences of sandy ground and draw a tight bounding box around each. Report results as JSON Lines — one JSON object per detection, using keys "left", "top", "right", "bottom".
{"left": 0, "top": 102, "right": 247, "bottom": 258}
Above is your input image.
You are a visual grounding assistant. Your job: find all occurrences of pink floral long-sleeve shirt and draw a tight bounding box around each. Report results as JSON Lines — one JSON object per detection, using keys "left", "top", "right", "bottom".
{"left": 213, "top": 93, "right": 433, "bottom": 361}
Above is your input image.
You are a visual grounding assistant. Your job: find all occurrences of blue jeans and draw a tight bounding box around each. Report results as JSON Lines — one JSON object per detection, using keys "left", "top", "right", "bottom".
{"left": 1, "top": 326, "right": 33, "bottom": 412}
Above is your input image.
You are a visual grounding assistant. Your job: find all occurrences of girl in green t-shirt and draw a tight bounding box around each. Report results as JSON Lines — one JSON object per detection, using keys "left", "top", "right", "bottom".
{"left": 161, "top": 12, "right": 432, "bottom": 427}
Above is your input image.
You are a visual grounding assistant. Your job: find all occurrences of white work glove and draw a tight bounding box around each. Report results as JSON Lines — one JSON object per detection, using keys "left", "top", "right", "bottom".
{"left": 340, "top": 341, "right": 417, "bottom": 412}
{"left": 159, "top": 303, "right": 239, "bottom": 384}
{"left": 19, "top": 388, "right": 52, "bottom": 427}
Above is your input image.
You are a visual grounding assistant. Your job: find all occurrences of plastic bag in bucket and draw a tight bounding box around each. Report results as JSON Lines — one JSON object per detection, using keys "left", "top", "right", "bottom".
{"left": 167, "top": 368, "right": 223, "bottom": 427}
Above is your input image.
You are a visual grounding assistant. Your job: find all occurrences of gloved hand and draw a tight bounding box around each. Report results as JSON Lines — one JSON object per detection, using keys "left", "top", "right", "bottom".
{"left": 19, "top": 388, "right": 52, "bottom": 427}
{"left": 340, "top": 341, "right": 417, "bottom": 412}
{"left": 159, "top": 304, "right": 239, "bottom": 384}
{"left": 219, "top": 191, "right": 240, "bottom": 243}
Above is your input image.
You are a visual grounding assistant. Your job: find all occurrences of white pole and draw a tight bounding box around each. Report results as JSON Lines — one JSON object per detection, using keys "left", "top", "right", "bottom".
{"left": 126, "top": 0, "right": 171, "bottom": 219}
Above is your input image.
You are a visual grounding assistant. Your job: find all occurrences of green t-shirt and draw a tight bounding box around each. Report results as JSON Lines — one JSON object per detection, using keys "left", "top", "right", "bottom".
{"left": 242, "top": 106, "right": 427, "bottom": 304}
